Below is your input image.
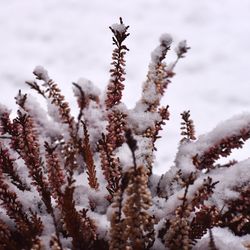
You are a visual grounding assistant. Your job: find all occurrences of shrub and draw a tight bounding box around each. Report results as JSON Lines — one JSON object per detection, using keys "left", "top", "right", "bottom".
{"left": 0, "top": 18, "right": 249, "bottom": 250}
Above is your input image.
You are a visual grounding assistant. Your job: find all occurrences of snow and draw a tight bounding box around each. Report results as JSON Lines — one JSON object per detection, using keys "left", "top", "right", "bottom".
{"left": 128, "top": 109, "right": 161, "bottom": 133}
{"left": 159, "top": 33, "right": 173, "bottom": 47}
{"left": 33, "top": 65, "right": 50, "bottom": 83}
{"left": 140, "top": 82, "right": 160, "bottom": 104}
{"left": 151, "top": 33, "right": 173, "bottom": 63}
{"left": 151, "top": 46, "right": 168, "bottom": 65}
{"left": 175, "top": 40, "right": 188, "bottom": 56}
{"left": 196, "top": 112, "right": 250, "bottom": 149}
{"left": 24, "top": 94, "right": 63, "bottom": 139}
{"left": 110, "top": 23, "right": 127, "bottom": 34}
{"left": 208, "top": 158, "right": 250, "bottom": 208}
{"left": 194, "top": 227, "right": 250, "bottom": 250}
{"left": 82, "top": 101, "right": 107, "bottom": 146}
{"left": 73, "top": 78, "right": 101, "bottom": 98}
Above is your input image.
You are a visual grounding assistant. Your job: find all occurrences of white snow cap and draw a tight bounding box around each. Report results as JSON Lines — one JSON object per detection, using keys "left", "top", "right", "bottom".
{"left": 159, "top": 33, "right": 173, "bottom": 47}
{"left": 128, "top": 110, "right": 160, "bottom": 133}
{"left": 33, "top": 65, "right": 50, "bottom": 83}
{"left": 151, "top": 33, "right": 173, "bottom": 63}
{"left": 111, "top": 23, "right": 127, "bottom": 33}
{"left": 175, "top": 40, "right": 188, "bottom": 55}
{"left": 73, "top": 78, "right": 101, "bottom": 97}
{"left": 193, "top": 227, "right": 249, "bottom": 250}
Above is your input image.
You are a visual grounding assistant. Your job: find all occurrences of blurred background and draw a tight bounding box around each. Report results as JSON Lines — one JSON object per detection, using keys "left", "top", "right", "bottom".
{"left": 1, "top": 0, "right": 250, "bottom": 174}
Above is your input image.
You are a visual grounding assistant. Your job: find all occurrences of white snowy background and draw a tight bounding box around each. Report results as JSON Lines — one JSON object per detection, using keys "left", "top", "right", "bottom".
{"left": 1, "top": 0, "right": 250, "bottom": 174}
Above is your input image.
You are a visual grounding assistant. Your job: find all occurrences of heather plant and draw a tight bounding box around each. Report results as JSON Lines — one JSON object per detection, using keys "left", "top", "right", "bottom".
{"left": 0, "top": 18, "right": 249, "bottom": 250}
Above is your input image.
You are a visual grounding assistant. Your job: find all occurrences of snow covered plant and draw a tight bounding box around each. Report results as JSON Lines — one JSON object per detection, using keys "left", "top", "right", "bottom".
{"left": 0, "top": 18, "right": 249, "bottom": 250}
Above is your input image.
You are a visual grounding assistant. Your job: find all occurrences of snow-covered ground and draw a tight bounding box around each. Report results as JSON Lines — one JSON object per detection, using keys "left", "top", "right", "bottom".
{"left": 1, "top": 0, "right": 250, "bottom": 174}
